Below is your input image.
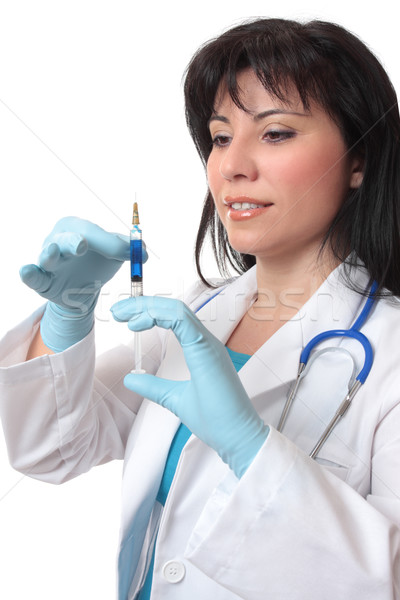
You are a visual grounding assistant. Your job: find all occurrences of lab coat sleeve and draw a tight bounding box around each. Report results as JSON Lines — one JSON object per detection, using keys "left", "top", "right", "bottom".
{"left": 185, "top": 424, "right": 400, "bottom": 599}
{"left": 0, "top": 306, "right": 165, "bottom": 484}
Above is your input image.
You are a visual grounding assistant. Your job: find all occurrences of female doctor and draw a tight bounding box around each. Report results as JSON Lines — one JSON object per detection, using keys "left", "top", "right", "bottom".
{"left": 1, "top": 18, "right": 400, "bottom": 600}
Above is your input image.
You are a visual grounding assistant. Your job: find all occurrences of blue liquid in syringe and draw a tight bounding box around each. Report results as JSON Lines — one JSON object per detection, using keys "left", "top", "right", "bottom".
{"left": 130, "top": 239, "right": 143, "bottom": 280}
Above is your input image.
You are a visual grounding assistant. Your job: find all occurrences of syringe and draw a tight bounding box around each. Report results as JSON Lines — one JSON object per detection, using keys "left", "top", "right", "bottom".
{"left": 130, "top": 202, "right": 145, "bottom": 373}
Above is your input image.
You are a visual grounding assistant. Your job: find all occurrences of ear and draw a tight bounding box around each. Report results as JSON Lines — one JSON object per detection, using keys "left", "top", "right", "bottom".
{"left": 349, "top": 155, "right": 364, "bottom": 189}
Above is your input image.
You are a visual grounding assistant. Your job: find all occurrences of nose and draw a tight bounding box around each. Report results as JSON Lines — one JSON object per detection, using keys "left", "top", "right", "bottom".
{"left": 218, "top": 138, "right": 258, "bottom": 181}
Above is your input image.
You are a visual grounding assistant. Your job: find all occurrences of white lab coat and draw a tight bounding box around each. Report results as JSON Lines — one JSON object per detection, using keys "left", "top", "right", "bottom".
{"left": 0, "top": 263, "right": 399, "bottom": 599}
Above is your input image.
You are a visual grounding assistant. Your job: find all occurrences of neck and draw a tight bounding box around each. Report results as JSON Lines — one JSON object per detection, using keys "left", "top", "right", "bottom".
{"left": 253, "top": 247, "right": 341, "bottom": 318}
{"left": 226, "top": 247, "right": 342, "bottom": 355}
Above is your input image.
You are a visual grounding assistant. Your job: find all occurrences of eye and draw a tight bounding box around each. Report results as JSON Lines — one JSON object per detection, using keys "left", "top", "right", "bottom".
{"left": 263, "top": 130, "right": 296, "bottom": 143}
{"left": 211, "top": 134, "right": 231, "bottom": 148}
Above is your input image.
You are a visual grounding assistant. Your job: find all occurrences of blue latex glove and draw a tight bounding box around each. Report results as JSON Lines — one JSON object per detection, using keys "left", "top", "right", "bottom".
{"left": 20, "top": 217, "right": 136, "bottom": 352}
{"left": 111, "top": 296, "right": 269, "bottom": 478}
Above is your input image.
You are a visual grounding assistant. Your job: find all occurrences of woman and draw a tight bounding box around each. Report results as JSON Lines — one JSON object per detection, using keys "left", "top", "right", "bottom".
{"left": 0, "top": 18, "right": 399, "bottom": 599}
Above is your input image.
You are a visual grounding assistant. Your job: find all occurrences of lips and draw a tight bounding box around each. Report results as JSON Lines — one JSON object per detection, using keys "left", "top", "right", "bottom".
{"left": 224, "top": 196, "right": 270, "bottom": 208}
{"left": 224, "top": 196, "right": 272, "bottom": 221}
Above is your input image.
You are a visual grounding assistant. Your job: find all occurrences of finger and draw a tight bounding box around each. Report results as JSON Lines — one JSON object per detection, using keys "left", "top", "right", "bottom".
{"left": 50, "top": 217, "right": 129, "bottom": 261}
{"left": 37, "top": 242, "right": 60, "bottom": 271}
{"left": 51, "top": 232, "right": 88, "bottom": 257}
{"left": 39, "top": 234, "right": 88, "bottom": 271}
{"left": 81, "top": 223, "right": 129, "bottom": 261}
{"left": 111, "top": 296, "right": 150, "bottom": 324}
{"left": 19, "top": 264, "right": 53, "bottom": 293}
{"left": 111, "top": 296, "right": 188, "bottom": 333}
{"left": 112, "top": 296, "right": 222, "bottom": 376}
{"left": 111, "top": 296, "right": 212, "bottom": 346}
{"left": 124, "top": 372, "right": 185, "bottom": 415}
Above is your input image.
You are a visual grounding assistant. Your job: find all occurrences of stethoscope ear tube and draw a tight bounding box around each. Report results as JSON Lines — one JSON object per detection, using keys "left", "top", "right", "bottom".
{"left": 276, "top": 363, "right": 306, "bottom": 433}
{"left": 309, "top": 379, "right": 362, "bottom": 458}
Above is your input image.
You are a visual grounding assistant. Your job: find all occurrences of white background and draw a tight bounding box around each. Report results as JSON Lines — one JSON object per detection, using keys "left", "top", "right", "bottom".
{"left": 0, "top": 1, "right": 398, "bottom": 597}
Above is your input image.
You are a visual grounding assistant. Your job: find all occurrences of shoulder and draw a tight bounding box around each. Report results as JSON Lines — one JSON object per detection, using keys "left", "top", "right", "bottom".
{"left": 370, "top": 293, "right": 400, "bottom": 328}
{"left": 336, "top": 259, "right": 400, "bottom": 332}
{"left": 360, "top": 289, "right": 400, "bottom": 356}
{"left": 364, "top": 293, "right": 400, "bottom": 405}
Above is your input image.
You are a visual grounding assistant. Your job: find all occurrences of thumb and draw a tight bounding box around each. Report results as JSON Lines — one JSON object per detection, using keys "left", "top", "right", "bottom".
{"left": 20, "top": 264, "right": 52, "bottom": 293}
{"left": 124, "top": 373, "right": 186, "bottom": 415}
{"left": 85, "top": 229, "right": 130, "bottom": 261}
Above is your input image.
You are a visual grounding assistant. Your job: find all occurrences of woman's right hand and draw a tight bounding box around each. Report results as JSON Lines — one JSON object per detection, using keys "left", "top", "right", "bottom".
{"left": 20, "top": 216, "right": 131, "bottom": 352}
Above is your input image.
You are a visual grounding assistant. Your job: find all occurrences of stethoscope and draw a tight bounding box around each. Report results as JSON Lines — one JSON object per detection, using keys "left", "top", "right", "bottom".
{"left": 197, "top": 279, "right": 379, "bottom": 459}
{"left": 277, "top": 279, "right": 378, "bottom": 458}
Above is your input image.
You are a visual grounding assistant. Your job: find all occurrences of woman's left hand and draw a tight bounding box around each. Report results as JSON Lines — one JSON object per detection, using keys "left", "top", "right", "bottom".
{"left": 111, "top": 296, "right": 269, "bottom": 478}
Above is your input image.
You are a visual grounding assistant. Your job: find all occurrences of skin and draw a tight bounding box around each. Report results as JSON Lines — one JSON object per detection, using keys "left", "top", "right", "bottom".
{"left": 26, "top": 330, "right": 53, "bottom": 359}
{"left": 207, "top": 69, "right": 363, "bottom": 354}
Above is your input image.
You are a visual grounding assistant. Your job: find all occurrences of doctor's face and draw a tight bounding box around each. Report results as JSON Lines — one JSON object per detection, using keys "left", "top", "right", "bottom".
{"left": 206, "top": 69, "right": 362, "bottom": 263}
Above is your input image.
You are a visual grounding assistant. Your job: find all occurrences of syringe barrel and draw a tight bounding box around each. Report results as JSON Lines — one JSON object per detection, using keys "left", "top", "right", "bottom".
{"left": 131, "top": 280, "right": 143, "bottom": 297}
{"left": 130, "top": 225, "right": 143, "bottom": 289}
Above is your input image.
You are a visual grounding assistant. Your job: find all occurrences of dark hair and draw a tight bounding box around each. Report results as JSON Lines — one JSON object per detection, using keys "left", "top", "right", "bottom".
{"left": 184, "top": 18, "right": 400, "bottom": 295}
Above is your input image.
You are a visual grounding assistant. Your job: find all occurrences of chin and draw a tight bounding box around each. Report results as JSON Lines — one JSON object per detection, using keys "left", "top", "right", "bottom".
{"left": 227, "top": 233, "right": 265, "bottom": 257}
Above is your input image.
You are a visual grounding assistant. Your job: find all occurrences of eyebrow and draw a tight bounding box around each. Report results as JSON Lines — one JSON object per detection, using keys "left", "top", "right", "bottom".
{"left": 208, "top": 108, "right": 309, "bottom": 126}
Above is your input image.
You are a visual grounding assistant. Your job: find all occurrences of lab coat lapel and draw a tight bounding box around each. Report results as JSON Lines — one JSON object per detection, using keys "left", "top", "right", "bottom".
{"left": 194, "top": 266, "right": 256, "bottom": 340}
{"left": 296, "top": 262, "right": 370, "bottom": 354}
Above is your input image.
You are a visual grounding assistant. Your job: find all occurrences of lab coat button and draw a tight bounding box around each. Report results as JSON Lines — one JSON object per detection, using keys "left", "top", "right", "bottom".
{"left": 162, "top": 560, "right": 186, "bottom": 583}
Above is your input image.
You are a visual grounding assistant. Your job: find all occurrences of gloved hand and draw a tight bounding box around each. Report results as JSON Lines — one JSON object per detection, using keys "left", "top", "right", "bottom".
{"left": 111, "top": 296, "right": 269, "bottom": 478}
{"left": 20, "top": 216, "right": 137, "bottom": 352}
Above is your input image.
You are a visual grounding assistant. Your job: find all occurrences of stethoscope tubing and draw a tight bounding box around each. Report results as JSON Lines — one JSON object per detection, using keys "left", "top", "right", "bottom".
{"left": 300, "top": 328, "right": 373, "bottom": 384}
{"left": 300, "top": 280, "right": 378, "bottom": 384}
